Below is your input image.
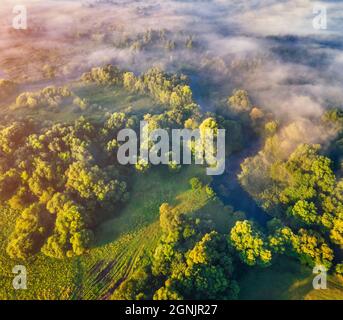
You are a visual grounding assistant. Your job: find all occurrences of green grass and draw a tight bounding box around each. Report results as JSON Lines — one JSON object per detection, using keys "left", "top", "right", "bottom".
{"left": 73, "top": 83, "right": 162, "bottom": 115}
{"left": 238, "top": 256, "right": 343, "bottom": 300}
{"left": 96, "top": 166, "right": 209, "bottom": 245}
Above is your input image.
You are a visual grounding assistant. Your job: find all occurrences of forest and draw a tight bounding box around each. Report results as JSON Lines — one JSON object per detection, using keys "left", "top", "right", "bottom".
{"left": 0, "top": 0, "right": 342, "bottom": 300}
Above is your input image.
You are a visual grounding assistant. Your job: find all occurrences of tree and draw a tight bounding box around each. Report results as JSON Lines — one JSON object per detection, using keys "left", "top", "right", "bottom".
{"left": 265, "top": 121, "right": 278, "bottom": 135}
{"left": 185, "top": 35, "right": 194, "bottom": 49}
{"left": 335, "top": 263, "right": 343, "bottom": 275}
{"left": 135, "top": 158, "right": 150, "bottom": 173}
{"left": 187, "top": 231, "right": 234, "bottom": 274}
{"left": 114, "top": 267, "right": 157, "bottom": 300}
{"left": 43, "top": 65, "right": 56, "bottom": 79}
{"left": 13, "top": 86, "right": 71, "bottom": 110}
{"left": 81, "top": 65, "right": 123, "bottom": 85}
{"left": 0, "top": 107, "right": 132, "bottom": 261}
{"left": 116, "top": 188, "right": 241, "bottom": 300}
{"left": 123, "top": 72, "right": 137, "bottom": 91}
{"left": 168, "top": 160, "right": 181, "bottom": 172}
{"left": 7, "top": 203, "right": 51, "bottom": 260}
{"left": 230, "top": 220, "right": 272, "bottom": 266}
{"left": 0, "top": 122, "right": 31, "bottom": 155}
{"left": 239, "top": 142, "right": 343, "bottom": 252}
{"left": 227, "top": 89, "right": 252, "bottom": 113}
{"left": 160, "top": 232, "right": 238, "bottom": 300}
{"left": 269, "top": 226, "right": 334, "bottom": 269}
{"left": 0, "top": 169, "right": 21, "bottom": 202}
{"left": 66, "top": 161, "right": 127, "bottom": 203}
{"left": 189, "top": 177, "right": 202, "bottom": 190}
{"left": 153, "top": 284, "right": 183, "bottom": 300}
{"left": 291, "top": 229, "right": 334, "bottom": 269}
{"left": 289, "top": 200, "right": 318, "bottom": 225}
{"left": 42, "top": 199, "right": 93, "bottom": 258}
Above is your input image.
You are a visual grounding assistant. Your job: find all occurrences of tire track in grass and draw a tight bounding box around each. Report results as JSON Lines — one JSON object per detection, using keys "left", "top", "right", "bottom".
{"left": 78, "top": 222, "right": 160, "bottom": 299}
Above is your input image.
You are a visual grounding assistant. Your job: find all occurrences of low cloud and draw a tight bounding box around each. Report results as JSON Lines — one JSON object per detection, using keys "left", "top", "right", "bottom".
{"left": 0, "top": 0, "right": 342, "bottom": 127}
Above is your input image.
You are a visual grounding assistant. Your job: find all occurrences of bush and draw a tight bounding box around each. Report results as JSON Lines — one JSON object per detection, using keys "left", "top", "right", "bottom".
{"left": 189, "top": 177, "right": 202, "bottom": 190}
{"left": 335, "top": 263, "right": 343, "bottom": 275}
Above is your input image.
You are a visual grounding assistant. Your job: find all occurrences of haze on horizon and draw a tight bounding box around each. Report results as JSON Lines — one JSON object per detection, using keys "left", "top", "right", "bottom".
{"left": 0, "top": 0, "right": 342, "bottom": 121}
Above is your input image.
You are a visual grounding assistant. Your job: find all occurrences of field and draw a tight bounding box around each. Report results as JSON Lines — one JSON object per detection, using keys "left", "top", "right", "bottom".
{"left": 0, "top": 165, "right": 209, "bottom": 299}
{"left": 238, "top": 256, "right": 343, "bottom": 300}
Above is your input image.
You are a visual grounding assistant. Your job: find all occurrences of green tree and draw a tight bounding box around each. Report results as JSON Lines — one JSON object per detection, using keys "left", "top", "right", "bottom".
{"left": 230, "top": 220, "right": 272, "bottom": 266}
{"left": 7, "top": 203, "right": 51, "bottom": 260}
{"left": 227, "top": 89, "right": 252, "bottom": 113}
{"left": 289, "top": 200, "right": 318, "bottom": 224}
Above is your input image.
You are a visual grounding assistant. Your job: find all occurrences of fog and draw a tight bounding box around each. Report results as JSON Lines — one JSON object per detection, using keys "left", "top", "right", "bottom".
{"left": 1, "top": 0, "right": 342, "bottom": 128}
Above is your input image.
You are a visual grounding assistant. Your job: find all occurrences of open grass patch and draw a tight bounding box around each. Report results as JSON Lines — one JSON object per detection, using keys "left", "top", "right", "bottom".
{"left": 238, "top": 256, "right": 343, "bottom": 300}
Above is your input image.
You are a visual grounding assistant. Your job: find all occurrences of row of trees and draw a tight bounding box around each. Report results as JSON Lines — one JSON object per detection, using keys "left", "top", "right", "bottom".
{"left": 113, "top": 28, "right": 195, "bottom": 52}
{"left": 126, "top": 29, "right": 195, "bottom": 52}
{"left": 230, "top": 220, "right": 334, "bottom": 269}
{"left": 74, "top": 27, "right": 196, "bottom": 52}
{"left": 81, "top": 65, "right": 194, "bottom": 110}
{"left": 112, "top": 171, "right": 339, "bottom": 300}
{"left": 81, "top": 65, "right": 233, "bottom": 171}
{"left": 13, "top": 86, "right": 72, "bottom": 110}
{"left": 12, "top": 85, "right": 93, "bottom": 112}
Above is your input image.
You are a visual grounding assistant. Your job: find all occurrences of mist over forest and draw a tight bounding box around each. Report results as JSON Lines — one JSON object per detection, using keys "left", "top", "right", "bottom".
{"left": 1, "top": 0, "right": 343, "bottom": 115}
